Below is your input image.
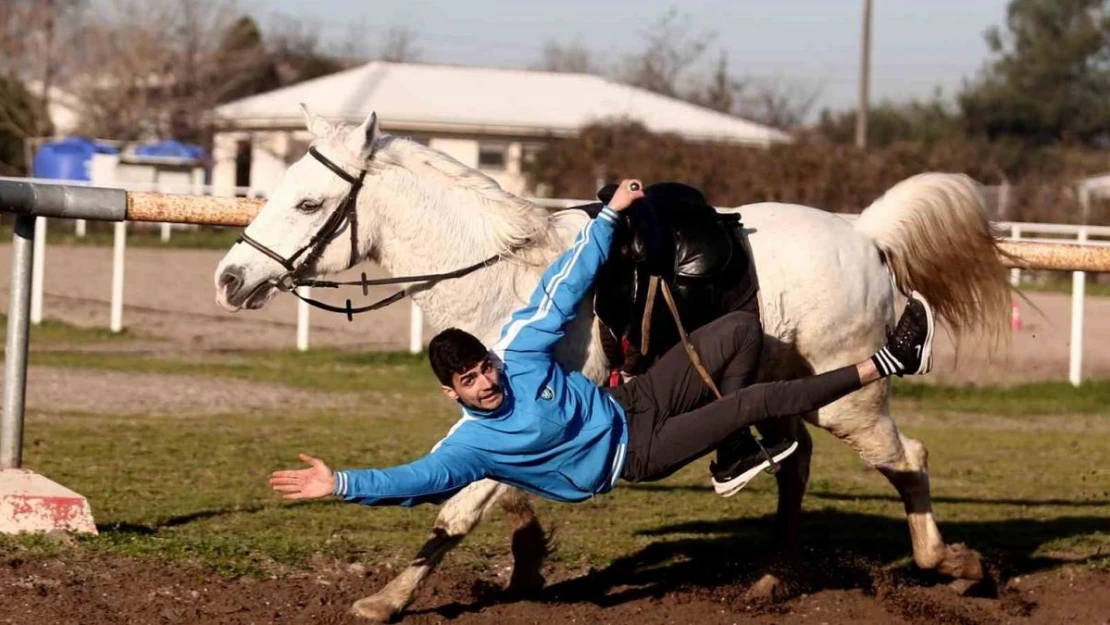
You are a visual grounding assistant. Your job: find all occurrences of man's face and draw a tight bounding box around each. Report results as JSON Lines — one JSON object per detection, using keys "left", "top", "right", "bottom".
{"left": 442, "top": 357, "right": 504, "bottom": 411}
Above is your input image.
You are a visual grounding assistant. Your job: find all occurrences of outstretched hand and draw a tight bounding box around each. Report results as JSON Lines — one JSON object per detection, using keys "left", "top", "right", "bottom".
{"left": 269, "top": 453, "right": 336, "bottom": 500}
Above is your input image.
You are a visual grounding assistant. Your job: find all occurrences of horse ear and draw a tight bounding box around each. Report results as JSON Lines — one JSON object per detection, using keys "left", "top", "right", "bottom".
{"left": 300, "top": 103, "right": 334, "bottom": 138}
{"left": 355, "top": 111, "right": 381, "bottom": 159}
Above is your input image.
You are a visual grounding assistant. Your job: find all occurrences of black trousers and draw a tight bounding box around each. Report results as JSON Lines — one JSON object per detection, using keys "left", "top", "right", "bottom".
{"left": 609, "top": 311, "right": 862, "bottom": 483}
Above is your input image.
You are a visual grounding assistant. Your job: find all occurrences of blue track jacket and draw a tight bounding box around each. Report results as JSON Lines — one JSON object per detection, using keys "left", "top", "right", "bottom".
{"left": 333, "top": 206, "right": 628, "bottom": 506}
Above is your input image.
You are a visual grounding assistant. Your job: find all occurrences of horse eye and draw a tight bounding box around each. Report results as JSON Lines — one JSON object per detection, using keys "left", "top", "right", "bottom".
{"left": 296, "top": 199, "right": 323, "bottom": 213}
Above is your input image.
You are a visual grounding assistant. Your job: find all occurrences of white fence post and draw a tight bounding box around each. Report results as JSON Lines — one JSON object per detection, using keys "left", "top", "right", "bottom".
{"left": 30, "top": 217, "right": 45, "bottom": 325}
{"left": 1069, "top": 227, "right": 1088, "bottom": 387}
{"left": 75, "top": 219, "right": 86, "bottom": 237}
{"left": 110, "top": 221, "right": 126, "bottom": 333}
{"left": 409, "top": 300, "right": 424, "bottom": 355}
{"left": 160, "top": 223, "right": 172, "bottom": 242}
{"left": 1009, "top": 225, "right": 1022, "bottom": 287}
{"left": 296, "top": 286, "right": 310, "bottom": 351}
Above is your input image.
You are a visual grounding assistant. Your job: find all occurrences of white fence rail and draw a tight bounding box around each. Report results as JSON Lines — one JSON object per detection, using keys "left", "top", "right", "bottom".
{"left": 6, "top": 177, "right": 1109, "bottom": 384}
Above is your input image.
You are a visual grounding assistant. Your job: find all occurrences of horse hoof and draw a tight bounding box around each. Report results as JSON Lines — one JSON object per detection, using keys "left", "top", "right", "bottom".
{"left": 936, "top": 542, "right": 984, "bottom": 582}
{"left": 745, "top": 573, "right": 791, "bottom": 604}
{"left": 351, "top": 595, "right": 401, "bottom": 623}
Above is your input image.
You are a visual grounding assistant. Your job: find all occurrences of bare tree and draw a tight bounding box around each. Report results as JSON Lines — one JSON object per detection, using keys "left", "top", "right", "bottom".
{"left": 689, "top": 52, "right": 743, "bottom": 113}
{"left": 533, "top": 40, "right": 598, "bottom": 74}
{"left": 62, "top": 0, "right": 277, "bottom": 141}
{"left": 621, "top": 8, "right": 716, "bottom": 97}
{"left": 380, "top": 27, "right": 421, "bottom": 63}
{"left": 736, "top": 76, "right": 821, "bottom": 129}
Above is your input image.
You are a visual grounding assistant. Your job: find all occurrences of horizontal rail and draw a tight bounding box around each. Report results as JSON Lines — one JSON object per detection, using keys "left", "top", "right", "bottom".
{"left": 997, "top": 240, "right": 1110, "bottom": 272}
{"left": 5, "top": 179, "right": 1110, "bottom": 272}
{"left": 995, "top": 221, "right": 1110, "bottom": 237}
{"left": 126, "top": 192, "right": 264, "bottom": 227}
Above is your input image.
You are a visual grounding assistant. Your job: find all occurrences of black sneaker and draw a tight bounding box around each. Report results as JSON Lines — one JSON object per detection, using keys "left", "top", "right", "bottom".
{"left": 874, "top": 290, "right": 935, "bottom": 376}
{"left": 710, "top": 438, "right": 799, "bottom": 498}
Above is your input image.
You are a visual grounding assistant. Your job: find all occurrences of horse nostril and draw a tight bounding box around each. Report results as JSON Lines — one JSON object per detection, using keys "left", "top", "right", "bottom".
{"left": 219, "top": 267, "right": 244, "bottom": 294}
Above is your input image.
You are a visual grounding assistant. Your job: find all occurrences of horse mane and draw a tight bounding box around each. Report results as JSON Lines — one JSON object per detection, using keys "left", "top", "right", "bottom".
{"left": 328, "top": 124, "right": 558, "bottom": 264}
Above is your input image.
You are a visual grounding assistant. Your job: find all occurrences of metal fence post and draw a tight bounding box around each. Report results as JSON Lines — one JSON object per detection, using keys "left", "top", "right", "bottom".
{"left": 1, "top": 215, "right": 35, "bottom": 469}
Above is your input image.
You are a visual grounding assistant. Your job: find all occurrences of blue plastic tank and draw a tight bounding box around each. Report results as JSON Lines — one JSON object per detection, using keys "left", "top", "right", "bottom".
{"left": 32, "top": 137, "right": 118, "bottom": 181}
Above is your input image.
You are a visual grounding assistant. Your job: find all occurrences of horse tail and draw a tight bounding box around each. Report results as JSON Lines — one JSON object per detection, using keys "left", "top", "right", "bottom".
{"left": 853, "top": 172, "right": 1011, "bottom": 351}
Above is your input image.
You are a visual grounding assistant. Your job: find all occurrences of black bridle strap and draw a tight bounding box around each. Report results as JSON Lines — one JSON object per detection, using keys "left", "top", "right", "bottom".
{"left": 237, "top": 231, "right": 296, "bottom": 272}
{"left": 308, "top": 146, "right": 361, "bottom": 183}
{"left": 290, "top": 286, "right": 412, "bottom": 322}
{"left": 293, "top": 253, "right": 504, "bottom": 290}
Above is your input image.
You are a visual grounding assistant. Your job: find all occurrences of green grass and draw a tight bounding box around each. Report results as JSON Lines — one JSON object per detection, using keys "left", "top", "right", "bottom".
{"left": 891, "top": 377, "right": 1110, "bottom": 415}
{"left": 0, "top": 353, "right": 1105, "bottom": 578}
{"left": 28, "top": 349, "right": 430, "bottom": 394}
{"left": 0, "top": 314, "right": 146, "bottom": 346}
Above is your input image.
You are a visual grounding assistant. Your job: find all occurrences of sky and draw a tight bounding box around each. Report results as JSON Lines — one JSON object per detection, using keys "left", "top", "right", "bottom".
{"left": 250, "top": 0, "right": 1012, "bottom": 113}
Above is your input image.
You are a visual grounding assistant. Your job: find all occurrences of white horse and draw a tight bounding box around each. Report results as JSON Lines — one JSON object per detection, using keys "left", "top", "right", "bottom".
{"left": 214, "top": 107, "right": 1010, "bottom": 621}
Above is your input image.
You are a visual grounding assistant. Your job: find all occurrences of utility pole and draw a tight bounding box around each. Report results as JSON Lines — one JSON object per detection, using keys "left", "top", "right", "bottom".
{"left": 41, "top": 0, "right": 56, "bottom": 113}
{"left": 855, "top": 0, "right": 872, "bottom": 150}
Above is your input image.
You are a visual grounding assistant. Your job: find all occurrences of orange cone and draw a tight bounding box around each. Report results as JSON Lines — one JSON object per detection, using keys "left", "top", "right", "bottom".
{"left": 1011, "top": 299, "right": 1022, "bottom": 332}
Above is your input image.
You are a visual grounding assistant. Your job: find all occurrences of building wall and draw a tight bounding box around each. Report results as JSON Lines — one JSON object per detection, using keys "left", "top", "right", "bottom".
{"left": 211, "top": 129, "right": 534, "bottom": 199}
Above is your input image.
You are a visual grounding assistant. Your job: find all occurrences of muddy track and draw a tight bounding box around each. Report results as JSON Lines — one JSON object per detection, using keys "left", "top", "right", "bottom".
{"left": 0, "top": 549, "right": 1106, "bottom": 625}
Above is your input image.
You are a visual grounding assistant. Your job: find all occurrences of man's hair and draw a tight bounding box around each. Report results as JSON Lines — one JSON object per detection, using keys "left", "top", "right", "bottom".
{"left": 428, "top": 328, "right": 489, "bottom": 386}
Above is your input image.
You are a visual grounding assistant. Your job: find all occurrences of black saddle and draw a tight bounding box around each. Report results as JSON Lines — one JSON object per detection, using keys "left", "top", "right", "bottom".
{"left": 565, "top": 182, "right": 758, "bottom": 377}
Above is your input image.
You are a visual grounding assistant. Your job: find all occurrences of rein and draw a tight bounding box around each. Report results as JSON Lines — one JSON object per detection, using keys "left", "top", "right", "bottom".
{"left": 234, "top": 146, "right": 508, "bottom": 321}
{"left": 640, "top": 275, "right": 780, "bottom": 474}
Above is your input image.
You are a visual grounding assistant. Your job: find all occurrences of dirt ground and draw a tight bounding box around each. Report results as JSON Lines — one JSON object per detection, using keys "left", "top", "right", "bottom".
{"left": 0, "top": 550, "right": 1107, "bottom": 625}
{"left": 2, "top": 243, "right": 1109, "bottom": 385}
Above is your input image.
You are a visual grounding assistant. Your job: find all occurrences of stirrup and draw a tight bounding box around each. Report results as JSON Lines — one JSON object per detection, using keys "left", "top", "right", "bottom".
{"left": 753, "top": 436, "right": 781, "bottom": 475}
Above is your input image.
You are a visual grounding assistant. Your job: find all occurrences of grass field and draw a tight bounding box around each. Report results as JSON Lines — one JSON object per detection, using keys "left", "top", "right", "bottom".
{"left": 1, "top": 321, "right": 1108, "bottom": 584}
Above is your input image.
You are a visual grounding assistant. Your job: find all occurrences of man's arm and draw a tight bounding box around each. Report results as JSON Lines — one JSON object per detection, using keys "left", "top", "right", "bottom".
{"left": 493, "top": 180, "right": 643, "bottom": 360}
{"left": 269, "top": 446, "right": 487, "bottom": 508}
{"left": 334, "top": 446, "right": 486, "bottom": 507}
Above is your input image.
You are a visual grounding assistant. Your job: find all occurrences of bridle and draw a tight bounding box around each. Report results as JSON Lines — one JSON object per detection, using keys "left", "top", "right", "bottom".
{"left": 234, "top": 146, "right": 505, "bottom": 320}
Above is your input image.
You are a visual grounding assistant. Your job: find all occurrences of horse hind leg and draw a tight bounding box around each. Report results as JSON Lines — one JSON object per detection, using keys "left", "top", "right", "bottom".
{"left": 351, "top": 480, "right": 510, "bottom": 622}
{"left": 812, "top": 381, "right": 984, "bottom": 583}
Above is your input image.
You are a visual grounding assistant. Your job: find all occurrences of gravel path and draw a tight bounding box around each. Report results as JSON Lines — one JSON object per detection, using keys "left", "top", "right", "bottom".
{"left": 26, "top": 366, "right": 368, "bottom": 416}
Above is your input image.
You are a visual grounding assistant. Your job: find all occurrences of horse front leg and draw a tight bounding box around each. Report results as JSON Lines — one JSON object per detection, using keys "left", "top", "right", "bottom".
{"left": 746, "top": 414, "right": 813, "bottom": 602}
{"left": 351, "top": 479, "right": 510, "bottom": 622}
{"left": 813, "top": 382, "right": 984, "bottom": 588}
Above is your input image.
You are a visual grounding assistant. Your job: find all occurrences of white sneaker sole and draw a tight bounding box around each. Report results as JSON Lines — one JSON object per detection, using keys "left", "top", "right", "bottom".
{"left": 910, "top": 290, "right": 935, "bottom": 375}
{"left": 712, "top": 441, "right": 800, "bottom": 498}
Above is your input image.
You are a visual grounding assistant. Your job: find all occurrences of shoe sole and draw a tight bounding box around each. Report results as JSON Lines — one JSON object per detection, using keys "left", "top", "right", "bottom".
{"left": 712, "top": 441, "right": 800, "bottom": 498}
{"left": 910, "top": 290, "right": 935, "bottom": 375}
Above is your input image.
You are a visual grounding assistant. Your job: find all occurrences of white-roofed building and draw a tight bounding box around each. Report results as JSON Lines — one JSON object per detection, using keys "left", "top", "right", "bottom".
{"left": 210, "top": 61, "right": 791, "bottom": 197}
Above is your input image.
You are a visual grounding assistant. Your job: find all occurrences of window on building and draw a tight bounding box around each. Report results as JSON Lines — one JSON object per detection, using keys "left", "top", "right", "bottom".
{"left": 235, "top": 139, "right": 252, "bottom": 191}
{"left": 478, "top": 142, "right": 508, "bottom": 171}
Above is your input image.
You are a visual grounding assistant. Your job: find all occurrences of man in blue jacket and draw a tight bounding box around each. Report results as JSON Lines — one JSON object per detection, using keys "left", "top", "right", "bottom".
{"left": 270, "top": 180, "right": 935, "bottom": 504}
